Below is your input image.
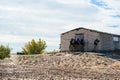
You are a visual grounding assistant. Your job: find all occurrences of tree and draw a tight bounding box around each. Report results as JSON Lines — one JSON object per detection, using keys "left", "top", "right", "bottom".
{"left": 0, "top": 45, "right": 11, "bottom": 59}
{"left": 22, "top": 38, "right": 47, "bottom": 55}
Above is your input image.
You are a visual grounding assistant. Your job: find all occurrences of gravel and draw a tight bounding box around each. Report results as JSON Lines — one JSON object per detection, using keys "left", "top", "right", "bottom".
{"left": 0, "top": 52, "right": 120, "bottom": 80}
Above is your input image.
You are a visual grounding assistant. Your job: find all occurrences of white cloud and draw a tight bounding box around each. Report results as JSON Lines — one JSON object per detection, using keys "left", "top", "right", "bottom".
{"left": 0, "top": 0, "right": 120, "bottom": 53}
{"left": 55, "top": 0, "right": 88, "bottom": 5}
{"left": 101, "top": 0, "right": 120, "bottom": 8}
{"left": 0, "top": 34, "right": 33, "bottom": 43}
{"left": 0, "top": 5, "right": 20, "bottom": 11}
{"left": 0, "top": 34, "right": 58, "bottom": 46}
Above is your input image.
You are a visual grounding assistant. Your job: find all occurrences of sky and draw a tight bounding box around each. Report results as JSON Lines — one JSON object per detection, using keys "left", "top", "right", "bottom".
{"left": 0, "top": 0, "right": 120, "bottom": 53}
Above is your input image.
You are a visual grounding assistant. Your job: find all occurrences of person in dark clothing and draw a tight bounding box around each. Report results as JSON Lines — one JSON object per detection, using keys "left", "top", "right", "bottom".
{"left": 94, "top": 39, "right": 100, "bottom": 52}
{"left": 70, "top": 38, "right": 75, "bottom": 45}
{"left": 75, "top": 38, "right": 85, "bottom": 52}
{"left": 80, "top": 39, "right": 85, "bottom": 52}
{"left": 69, "top": 38, "right": 75, "bottom": 51}
{"left": 69, "top": 38, "right": 85, "bottom": 52}
{"left": 80, "top": 39, "right": 84, "bottom": 45}
{"left": 94, "top": 39, "right": 100, "bottom": 46}
{"left": 76, "top": 38, "right": 81, "bottom": 51}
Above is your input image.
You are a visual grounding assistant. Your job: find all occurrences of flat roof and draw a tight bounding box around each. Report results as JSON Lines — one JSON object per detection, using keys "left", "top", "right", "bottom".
{"left": 61, "top": 27, "right": 120, "bottom": 37}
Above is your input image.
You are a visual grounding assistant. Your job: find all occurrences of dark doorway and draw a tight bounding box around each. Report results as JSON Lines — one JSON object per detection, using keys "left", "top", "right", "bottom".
{"left": 75, "top": 34, "right": 84, "bottom": 51}
{"left": 75, "top": 34, "right": 84, "bottom": 41}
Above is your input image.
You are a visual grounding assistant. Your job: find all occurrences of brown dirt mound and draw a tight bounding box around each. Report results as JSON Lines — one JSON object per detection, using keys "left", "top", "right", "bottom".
{"left": 0, "top": 52, "right": 120, "bottom": 80}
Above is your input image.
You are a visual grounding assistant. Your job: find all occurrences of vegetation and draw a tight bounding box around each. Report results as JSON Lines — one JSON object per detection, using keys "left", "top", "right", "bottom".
{"left": 22, "top": 38, "right": 47, "bottom": 55}
{"left": 0, "top": 45, "right": 11, "bottom": 59}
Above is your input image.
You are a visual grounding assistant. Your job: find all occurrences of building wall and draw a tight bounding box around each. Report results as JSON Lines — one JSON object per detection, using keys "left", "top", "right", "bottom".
{"left": 100, "top": 33, "right": 114, "bottom": 51}
{"left": 83, "top": 30, "right": 100, "bottom": 51}
{"left": 61, "top": 29, "right": 101, "bottom": 51}
{"left": 61, "top": 29, "right": 88, "bottom": 51}
{"left": 113, "top": 36, "right": 120, "bottom": 50}
{"left": 61, "top": 29, "right": 120, "bottom": 52}
{"left": 119, "top": 37, "right": 120, "bottom": 49}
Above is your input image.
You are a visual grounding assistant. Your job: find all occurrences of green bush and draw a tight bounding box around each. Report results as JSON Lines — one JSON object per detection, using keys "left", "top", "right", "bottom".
{"left": 0, "top": 45, "right": 11, "bottom": 59}
{"left": 22, "top": 38, "right": 47, "bottom": 55}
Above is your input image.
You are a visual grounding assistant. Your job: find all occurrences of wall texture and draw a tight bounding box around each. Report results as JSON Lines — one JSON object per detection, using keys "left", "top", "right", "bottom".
{"left": 61, "top": 28, "right": 120, "bottom": 52}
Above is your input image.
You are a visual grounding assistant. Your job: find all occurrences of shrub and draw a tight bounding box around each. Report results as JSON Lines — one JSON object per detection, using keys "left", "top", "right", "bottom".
{"left": 22, "top": 38, "right": 47, "bottom": 55}
{"left": 0, "top": 45, "right": 11, "bottom": 59}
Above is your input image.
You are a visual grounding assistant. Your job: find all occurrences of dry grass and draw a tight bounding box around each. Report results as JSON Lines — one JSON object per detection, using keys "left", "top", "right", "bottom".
{"left": 0, "top": 52, "right": 120, "bottom": 80}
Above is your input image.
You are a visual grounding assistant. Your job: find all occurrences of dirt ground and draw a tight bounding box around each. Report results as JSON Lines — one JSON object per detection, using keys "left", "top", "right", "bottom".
{"left": 0, "top": 52, "right": 120, "bottom": 80}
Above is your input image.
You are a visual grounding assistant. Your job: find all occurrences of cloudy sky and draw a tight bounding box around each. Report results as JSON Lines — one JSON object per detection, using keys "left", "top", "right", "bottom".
{"left": 0, "top": 0, "right": 120, "bottom": 53}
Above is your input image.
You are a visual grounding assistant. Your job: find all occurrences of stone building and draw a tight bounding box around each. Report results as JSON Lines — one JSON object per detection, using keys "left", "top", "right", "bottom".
{"left": 60, "top": 27, "right": 120, "bottom": 52}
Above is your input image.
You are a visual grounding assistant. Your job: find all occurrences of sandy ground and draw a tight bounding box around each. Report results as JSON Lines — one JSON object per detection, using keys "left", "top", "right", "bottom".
{"left": 0, "top": 52, "right": 120, "bottom": 80}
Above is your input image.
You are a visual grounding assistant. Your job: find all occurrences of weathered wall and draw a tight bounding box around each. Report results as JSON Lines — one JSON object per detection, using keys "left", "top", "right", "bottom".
{"left": 61, "top": 29, "right": 100, "bottom": 51}
{"left": 61, "top": 28, "right": 120, "bottom": 52}
{"left": 119, "top": 37, "right": 120, "bottom": 49}
{"left": 84, "top": 30, "right": 100, "bottom": 51}
{"left": 61, "top": 29, "right": 88, "bottom": 51}
{"left": 117, "top": 36, "right": 120, "bottom": 49}
{"left": 113, "top": 36, "right": 120, "bottom": 50}
{"left": 100, "top": 34, "right": 113, "bottom": 51}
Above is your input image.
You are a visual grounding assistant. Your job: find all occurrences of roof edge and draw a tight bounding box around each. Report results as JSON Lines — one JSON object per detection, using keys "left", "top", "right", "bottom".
{"left": 61, "top": 27, "right": 120, "bottom": 37}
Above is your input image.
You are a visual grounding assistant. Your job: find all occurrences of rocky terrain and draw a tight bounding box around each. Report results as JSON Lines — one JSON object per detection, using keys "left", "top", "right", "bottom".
{"left": 0, "top": 52, "right": 120, "bottom": 80}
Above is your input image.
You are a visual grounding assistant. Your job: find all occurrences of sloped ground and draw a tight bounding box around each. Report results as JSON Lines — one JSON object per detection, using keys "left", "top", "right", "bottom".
{"left": 0, "top": 52, "right": 120, "bottom": 80}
